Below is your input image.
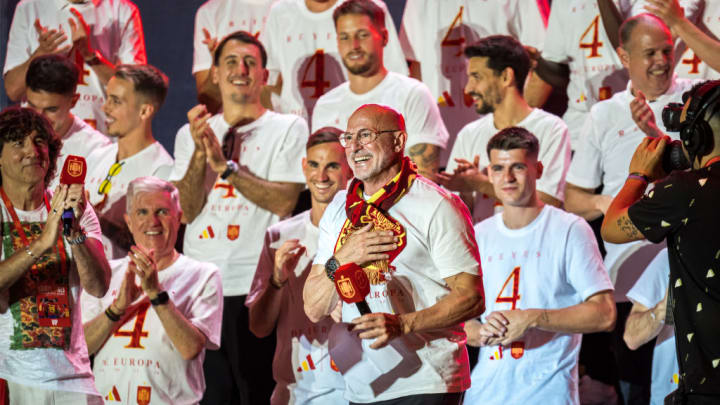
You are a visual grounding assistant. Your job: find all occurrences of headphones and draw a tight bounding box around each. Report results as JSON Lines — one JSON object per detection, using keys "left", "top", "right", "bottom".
{"left": 680, "top": 80, "right": 720, "bottom": 163}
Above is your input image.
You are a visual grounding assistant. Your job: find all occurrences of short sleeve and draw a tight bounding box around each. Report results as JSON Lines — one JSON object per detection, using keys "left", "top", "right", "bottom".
{"left": 188, "top": 265, "right": 224, "bottom": 349}
{"left": 80, "top": 289, "right": 104, "bottom": 323}
{"left": 268, "top": 117, "right": 309, "bottom": 183}
{"left": 313, "top": 192, "right": 347, "bottom": 266}
{"left": 116, "top": 2, "right": 147, "bottom": 64}
{"left": 565, "top": 217, "right": 614, "bottom": 300}
{"left": 566, "top": 113, "right": 603, "bottom": 189}
{"left": 79, "top": 201, "right": 102, "bottom": 243}
{"left": 403, "top": 82, "right": 449, "bottom": 150}
{"left": 3, "top": 2, "right": 33, "bottom": 74}
{"left": 168, "top": 123, "right": 194, "bottom": 182}
{"left": 245, "top": 229, "right": 276, "bottom": 308}
{"left": 536, "top": 118, "right": 571, "bottom": 200}
{"left": 626, "top": 248, "right": 669, "bottom": 309}
{"left": 539, "top": 2, "right": 567, "bottom": 64}
{"left": 192, "top": 4, "right": 213, "bottom": 74}
{"left": 428, "top": 195, "right": 482, "bottom": 279}
{"left": 628, "top": 174, "right": 690, "bottom": 244}
{"left": 260, "top": 4, "right": 281, "bottom": 85}
{"left": 152, "top": 163, "right": 173, "bottom": 181}
{"left": 444, "top": 124, "right": 473, "bottom": 174}
{"left": 512, "top": 0, "right": 547, "bottom": 51}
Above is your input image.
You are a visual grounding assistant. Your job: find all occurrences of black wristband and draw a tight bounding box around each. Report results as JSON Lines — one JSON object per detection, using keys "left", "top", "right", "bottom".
{"left": 105, "top": 306, "right": 121, "bottom": 322}
{"left": 150, "top": 291, "right": 169, "bottom": 306}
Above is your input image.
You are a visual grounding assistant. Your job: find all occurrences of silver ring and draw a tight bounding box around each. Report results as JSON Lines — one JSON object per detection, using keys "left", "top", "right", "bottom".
{"left": 52, "top": 209, "right": 58, "bottom": 214}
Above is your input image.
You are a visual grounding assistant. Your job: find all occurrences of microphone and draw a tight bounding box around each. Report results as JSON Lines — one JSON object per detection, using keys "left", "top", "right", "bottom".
{"left": 333, "top": 263, "right": 371, "bottom": 315}
{"left": 58, "top": 155, "right": 87, "bottom": 236}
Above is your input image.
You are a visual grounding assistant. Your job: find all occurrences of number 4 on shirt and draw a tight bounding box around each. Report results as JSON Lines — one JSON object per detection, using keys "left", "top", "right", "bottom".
{"left": 579, "top": 15, "right": 603, "bottom": 58}
{"left": 496, "top": 266, "right": 521, "bottom": 309}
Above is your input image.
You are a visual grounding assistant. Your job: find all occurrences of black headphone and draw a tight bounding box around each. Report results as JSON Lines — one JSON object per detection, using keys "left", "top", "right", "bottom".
{"left": 680, "top": 80, "right": 720, "bottom": 163}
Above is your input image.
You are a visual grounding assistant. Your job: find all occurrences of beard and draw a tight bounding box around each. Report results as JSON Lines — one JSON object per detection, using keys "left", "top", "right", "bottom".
{"left": 343, "top": 52, "right": 378, "bottom": 76}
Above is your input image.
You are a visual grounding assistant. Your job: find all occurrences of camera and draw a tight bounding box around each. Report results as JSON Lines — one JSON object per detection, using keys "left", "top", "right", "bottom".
{"left": 661, "top": 103, "right": 691, "bottom": 173}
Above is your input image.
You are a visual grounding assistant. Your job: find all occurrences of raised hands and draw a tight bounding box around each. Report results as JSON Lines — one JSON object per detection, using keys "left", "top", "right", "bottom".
{"left": 68, "top": 8, "right": 94, "bottom": 59}
{"left": 32, "top": 19, "right": 70, "bottom": 57}
{"left": 128, "top": 245, "right": 161, "bottom": 298}
{"left": 272, "top": 239, "right": 306, "bottom": 286}
{"left": 436, "top": 155, "right": 489, "bottom": 193}
{"left": 202, "top": 28, "right": 219, "bottom": 55}
{"left": 630, "top": 90, "right": 663, "bottom": 138}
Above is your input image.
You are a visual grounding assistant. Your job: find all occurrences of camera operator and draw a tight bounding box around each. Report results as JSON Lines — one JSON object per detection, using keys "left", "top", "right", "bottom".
{"left": 602, "top": 79, "right": 720, "bottom": 404}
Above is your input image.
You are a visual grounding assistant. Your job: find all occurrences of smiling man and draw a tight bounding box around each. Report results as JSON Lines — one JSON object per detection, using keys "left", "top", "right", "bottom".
{"left": 85, "top": 64, "right": 174, "bottom": 262}
{"left": 564, "top": 13, "right": 699, "bottom": 402}
{"left": 170, "top": 30, "right": 308, "bottom": 404}
{"left": 81, "top": 176, "right": 222, "bottom": 405}
{"left": 310, "top": 0, "right": 448, "bottom": 179}
{"left": 464, "top": 127, "right": 615, "bottom": 405}
{"left": 303, "top": 104, "right": 484, "bottom": 404}
{"left": 246, "top": 128, "right": 353, "bottom": 405}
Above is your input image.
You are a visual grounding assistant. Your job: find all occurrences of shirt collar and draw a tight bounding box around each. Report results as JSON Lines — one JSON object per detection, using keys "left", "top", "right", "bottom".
{"left": 626, "top": 73, "right": 680, "bottom": 104}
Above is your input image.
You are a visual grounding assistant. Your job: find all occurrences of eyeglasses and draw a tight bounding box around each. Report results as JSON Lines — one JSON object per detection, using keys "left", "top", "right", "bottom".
{"left": 338, "top": 129, "right": 398, "bottom": 148}
{"left": 97, "top": 162, "right": 125, "bottom": 195}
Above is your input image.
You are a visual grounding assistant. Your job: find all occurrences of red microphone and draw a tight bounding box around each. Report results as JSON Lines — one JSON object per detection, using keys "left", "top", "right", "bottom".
{"left": 59, "top": 155, "right": 87, "bottom": 236}
{"left": 334, "top": 263, "right": 371, "bottom": 315}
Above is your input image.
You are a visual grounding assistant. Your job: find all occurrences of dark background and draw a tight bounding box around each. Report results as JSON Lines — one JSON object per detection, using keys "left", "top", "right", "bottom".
{"left": 0, "top": 0, "right": 407, "bottom": 155}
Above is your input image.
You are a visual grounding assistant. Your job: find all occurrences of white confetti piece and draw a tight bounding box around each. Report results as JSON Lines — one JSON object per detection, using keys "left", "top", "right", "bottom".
{"left": 713, "top": 359, "right": 720, "bottom": 368}
{"left": 687, "top": 333, "right": 694, "bottom": 342}
{"left": 699, "top": 178, "right": 708, "bottom": 187}
{"left": 697, "top": 303, "right": 703, "bottom": 312}
{"left": 675, "top": 278, "right": 683, "bottom": 287}
{"left": 708, "top": 269, "right": 715, "bottom": 278}
{"left": 661, "top": 220, "right": 671, "bottom": 227}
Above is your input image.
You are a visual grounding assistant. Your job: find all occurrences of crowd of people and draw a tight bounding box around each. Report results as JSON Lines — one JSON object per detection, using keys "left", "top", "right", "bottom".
{"left": 0, "top": 0, "right": 719, "bottom": 404}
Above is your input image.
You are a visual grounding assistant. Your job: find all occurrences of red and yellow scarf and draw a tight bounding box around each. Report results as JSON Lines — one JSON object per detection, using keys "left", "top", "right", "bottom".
{"left": 334, "top": 157, "right": 417, "bottom": 284}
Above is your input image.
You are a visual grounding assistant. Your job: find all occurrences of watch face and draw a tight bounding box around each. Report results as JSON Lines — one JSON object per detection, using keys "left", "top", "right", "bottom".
{"left": 326, "top": 257, "right": 339, "bottom": 271}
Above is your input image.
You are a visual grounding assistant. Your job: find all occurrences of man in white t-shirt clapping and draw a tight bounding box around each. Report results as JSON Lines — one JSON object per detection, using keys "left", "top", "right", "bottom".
{"left": 304, "top": 104, "right": 484, "bottom": 404}
{"left": 170, "top": 31, "right": 308, "bottom": 404}
{"left": 246, "top": 128, "right": 353, "bottom": 405}
{"left": 23, "top": 54, "right": 110, "bottom": 189}
{"left": 311, "top": 0, "right": 448, "bottom": 181}
{"left": 85, "top": 64, "right": 174, "bottom": 261}
{"left": 438, "top": 35, "right": 570, "bottom": 225}
{"left": 82, "top": 177, "right": 223, "bottom": 405}
{"left": 3, "top": 0, "right": 147, "bottom": 133}
{"left": 465, "top": 127, "right": 615, "bottom": 405}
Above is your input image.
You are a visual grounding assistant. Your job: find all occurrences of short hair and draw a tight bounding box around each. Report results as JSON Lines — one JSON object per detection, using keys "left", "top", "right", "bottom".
{"left": 126, "top": 176, "right": 181, "bottom": 214}
{"left": 0, "top": 107, "right": 62, "bottom": 186}
{"left": 113, "top": 64, "right": 169, "bottom": 108}
{"left": 333, "top": 0, "right": 386, "bottom": 30}
{"left": 684, "top": 80, "right": 720, "bottom": 125}
{"left": 307, "top": 127, "right": 343, "bottom": 149}
{"left": 26, "top": 54, "right": 79, "bottom": 96}
{"left": 619, "top": 13, "right": 669, "bottom": 49}
{"left": 486, "top": 126, "right": 540, "bottom": 159}
{"left": 464, "top": 35, "right": 530, "bottom": 94}
{"left": 213, "top": 30, "right": 267, "bottom": 68}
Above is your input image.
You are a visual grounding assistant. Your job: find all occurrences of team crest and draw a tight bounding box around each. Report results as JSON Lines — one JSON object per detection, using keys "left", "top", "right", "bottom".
{"left": 66, "top": 156, "right": 84, "bottom": 177}
{"left": 337, "top": 275, "right": 355, "bottom": 299}
{"left": 511, "top": 341, "right": 525, "bottom": 359}
{"left": 227, "top": 225, "right": 240, "bottom": 241}
{"left": 137, "top": 386, "right": 151, "bottom": 405}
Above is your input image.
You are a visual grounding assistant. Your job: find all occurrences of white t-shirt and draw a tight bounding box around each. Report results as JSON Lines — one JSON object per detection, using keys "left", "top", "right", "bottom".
{"left": 542, "top": 0, "right": 634, "bottom": 145}
{"left": 311, "top": 72, "right": 449, "bottom": 152}
{"left": 3, "top": 0, "right": 147, "bottom": 133}
{"left": 49, "top": 115, "right": 111, "bottom": 189}
{"left": 86, "top": 141, "right": 174, "bottom": 260}
{"left": 567, "top": 77, "right": 695, "bottom": 300}
{"left": 246, "top": 210, "right": 346, "bottom": 405}
{"left": 466, "top": 206, "right": 613, "bottom": 405}
{"left": 81, "top": 255, "right": 223, "bottom": 405}
{"left": 0, "top": 190, "right": 102, "bottom": 395}
{"left": 625, "top": 248, "right": 678, "bottom": 405}
{"left": 313, "top": 178, "right": 481, "bottom": 403}
{"left": 170, "top": 111, "right": 308, "bottom": 297}
{"left": 399, "top": 0, "right": 548, "bottom": 163}
{"left": 446, "top": 108, "right": 571, "bottom": 224}
{"left": 192, "top": 0, "right": 273, "bottom": 74}
{"left": 260, "top": 0, "right": 408, "bottom": 124}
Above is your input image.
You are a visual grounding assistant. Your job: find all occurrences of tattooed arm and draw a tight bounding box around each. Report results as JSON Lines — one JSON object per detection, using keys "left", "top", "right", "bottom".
{"left": 408, "top": 143, "right": 441, "bottom": 181}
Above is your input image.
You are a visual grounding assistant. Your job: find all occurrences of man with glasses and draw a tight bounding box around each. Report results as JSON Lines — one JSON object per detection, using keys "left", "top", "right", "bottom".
{"left": 85, "top": 64, "right": 173, "bottom": 261}
{"left": 170, "top": 31, "right": 308, "bottom": 404}
{"left": 304, "top": 104, "right": 484, "bottom": 404}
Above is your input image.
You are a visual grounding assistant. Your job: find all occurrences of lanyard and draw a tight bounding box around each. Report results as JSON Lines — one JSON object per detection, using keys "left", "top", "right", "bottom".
{"left": 0, "top": 187, "right": 68, "bottom": 270}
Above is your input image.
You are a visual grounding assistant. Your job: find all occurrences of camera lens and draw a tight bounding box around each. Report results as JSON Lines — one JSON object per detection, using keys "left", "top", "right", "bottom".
{"left": 662, "top": 139, "right": 691, "bottom": 173}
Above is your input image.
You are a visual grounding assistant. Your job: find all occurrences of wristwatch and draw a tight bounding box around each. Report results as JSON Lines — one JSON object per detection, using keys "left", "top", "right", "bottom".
{"left": 150, "top": 291, "right": 169, "bottom": 306}
{"left": 325, "top": 256, "right": 340, "bottom": 281}
{"left": 221, "top": 160, "right": 239, "bottom": 180}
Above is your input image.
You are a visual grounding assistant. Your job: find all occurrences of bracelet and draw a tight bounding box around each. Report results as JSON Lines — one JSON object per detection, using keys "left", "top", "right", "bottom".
{"left": 628, "top": 172, "right": 651, "bottom": 183}
{"left": 68, "top": 232, "right": 87, "bottom": 246}
{"left": 105, "top": 306, "right": 122, "bottom": 322}
{"left": 221, "top": 160, "right": 239, "bottom": 180}
{"left": 269, "top": 275, "right": 287, "bottom": 289}
{"left": 25, "top": 247, "right": 39, "bottom": 262}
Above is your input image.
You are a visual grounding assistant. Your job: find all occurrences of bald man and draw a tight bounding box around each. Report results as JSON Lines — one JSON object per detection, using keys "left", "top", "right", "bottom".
{"left": 303, "top": 104, "right": 484, "bottom": 404}
{"left": 564, "top": 13, "right": 699, "bottom": 403}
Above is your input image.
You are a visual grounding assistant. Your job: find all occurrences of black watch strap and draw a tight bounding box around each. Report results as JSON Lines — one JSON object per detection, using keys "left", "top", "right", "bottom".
{"left": 325, "top": 256, "right": 340, "bottom": 281}
{"left": 150, "top": 291, "right": 169, "bottom": 306}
